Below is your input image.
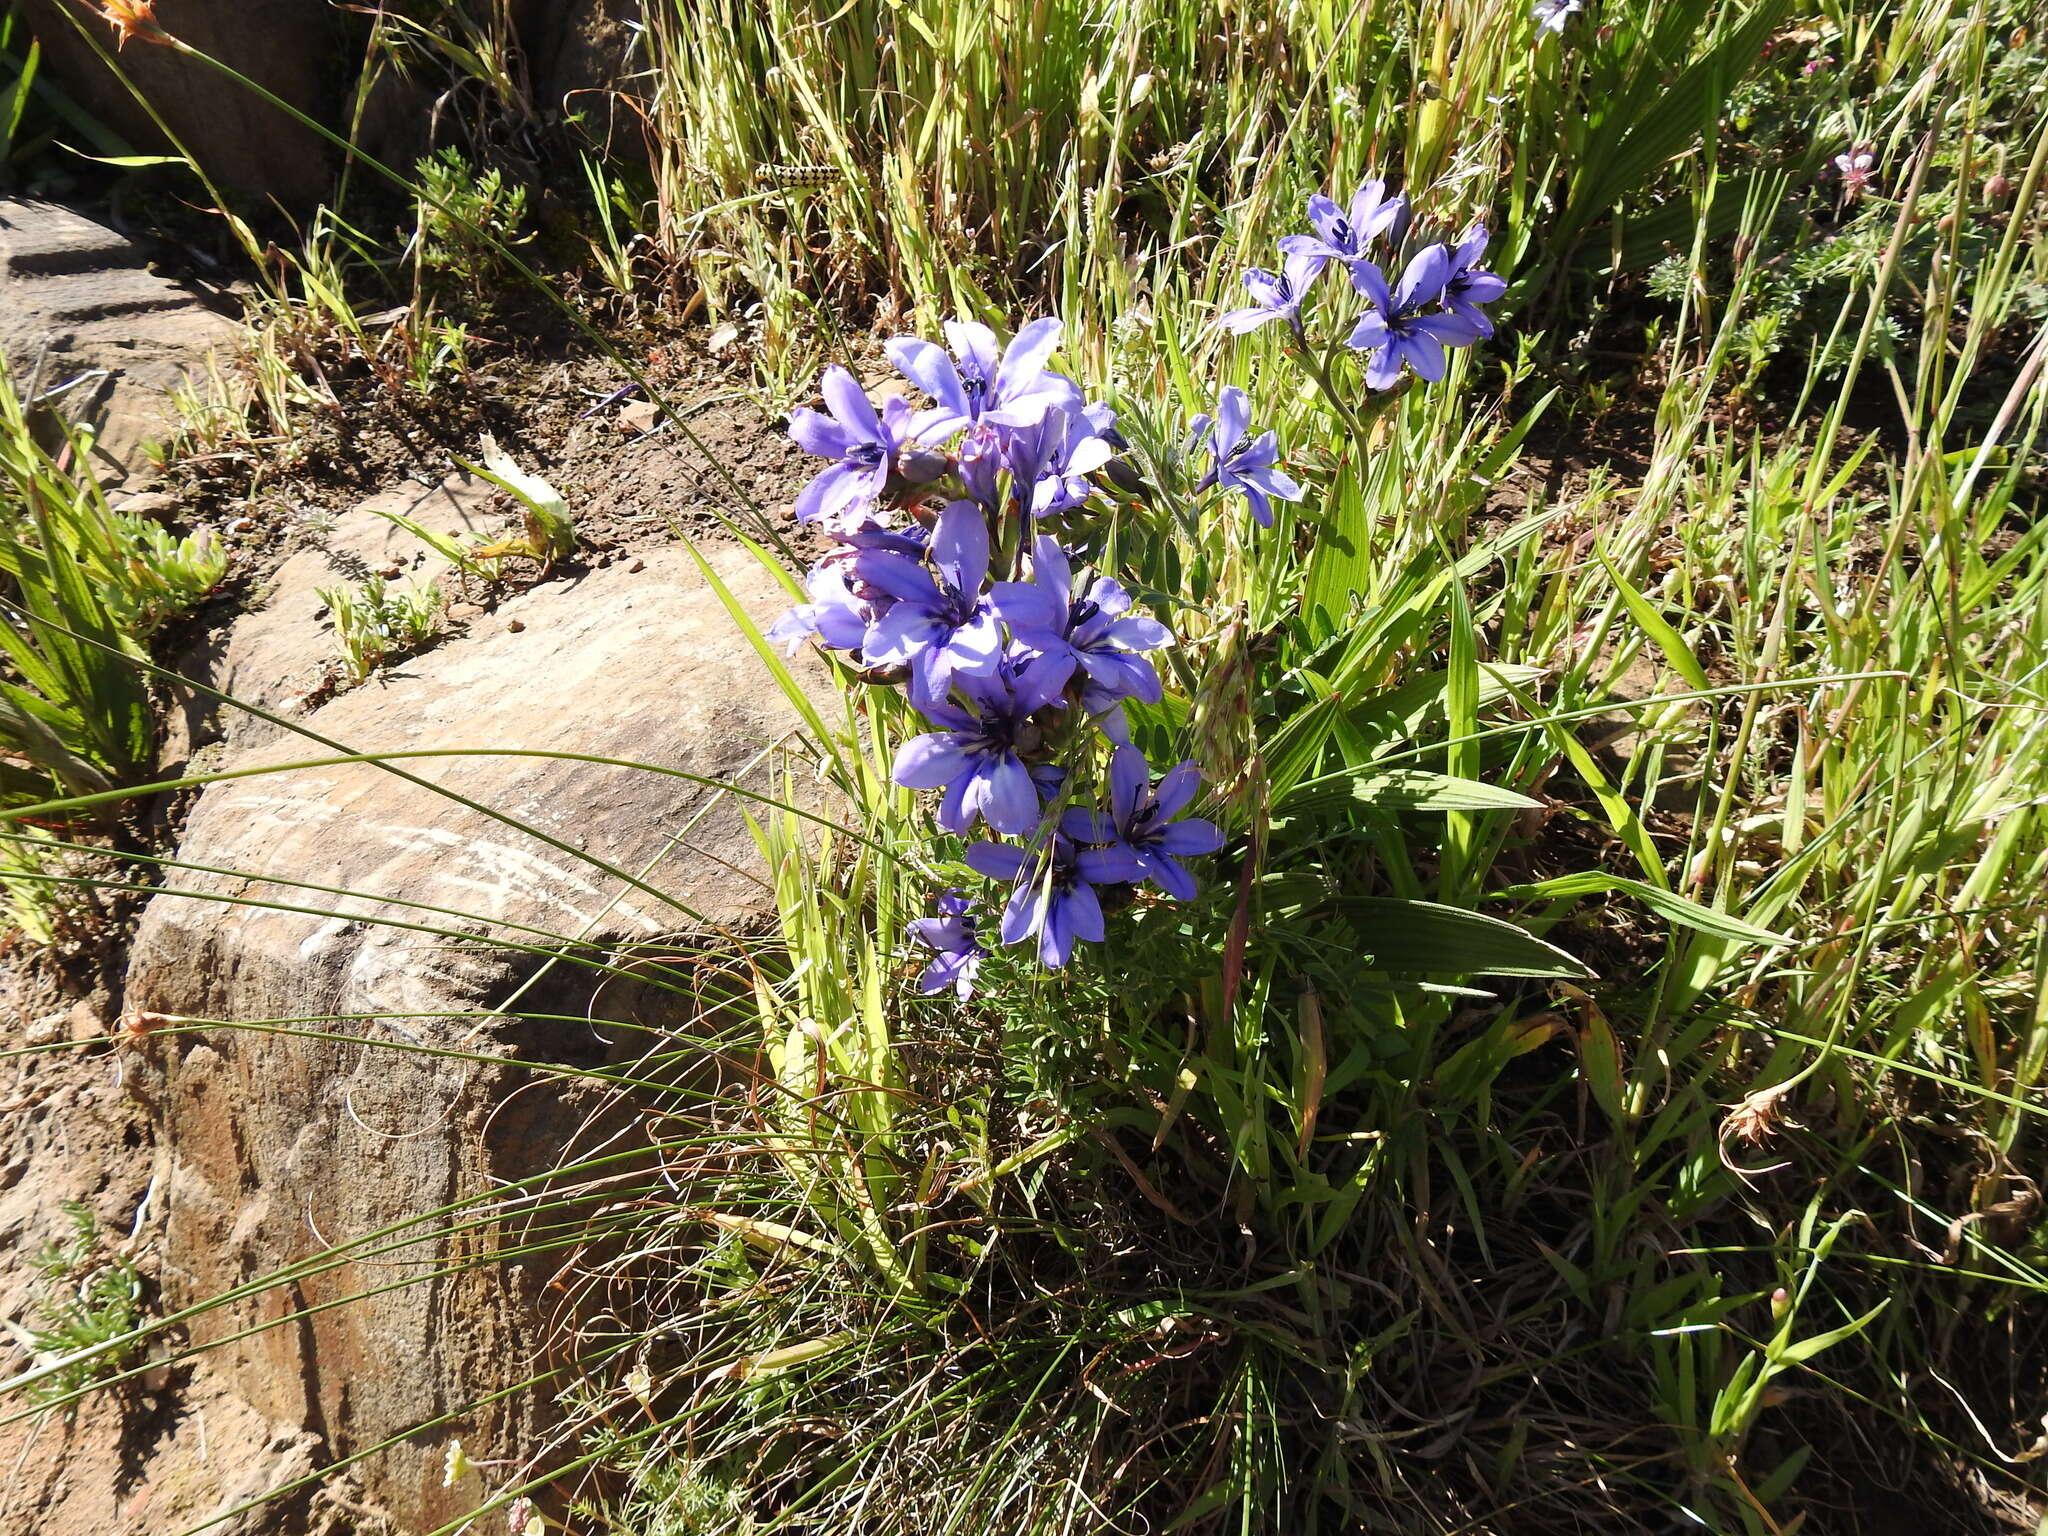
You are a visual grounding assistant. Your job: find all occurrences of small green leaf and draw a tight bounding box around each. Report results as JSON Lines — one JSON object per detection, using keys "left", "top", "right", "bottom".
{"left": 1598, "top": 550, "right": 1709, "bottom": 691}
{"left": 1491, "top": 871, "right": 1787, "bottom": 947}
{"left": 1342, "top": 898, "right": 1593, "bottom": 979}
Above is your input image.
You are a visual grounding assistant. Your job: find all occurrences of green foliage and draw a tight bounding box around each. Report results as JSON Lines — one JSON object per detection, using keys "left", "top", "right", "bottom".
{"left": 411, "top": 144, "right": 532, "bottom": 303}
{"left": 24, "top": 1201, "right": 146, "bottom": 1407}
{"left": 0, "top": 377, "right": 153, "bottom": 809}
{"left": 316, "top": 574, "right": 446, "bottom": 685}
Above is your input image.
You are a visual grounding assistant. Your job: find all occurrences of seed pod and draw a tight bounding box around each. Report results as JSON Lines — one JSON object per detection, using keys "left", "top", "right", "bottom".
{"left": 1190, "top": 621, "right": 1255, "bottom": 806}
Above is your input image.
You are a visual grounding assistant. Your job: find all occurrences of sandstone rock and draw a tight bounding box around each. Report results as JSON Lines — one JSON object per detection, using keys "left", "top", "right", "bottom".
{"left": 528, "top": 0, "right": 646, "bottom": 145}
{"left": 164, "top": 473, "right": 510, "bottom": 766}
{"left": 21, "top": 0, "right": 334, "bottom": 206}
{"left": 0, "top": 200, "right": 238, "bottom": 482}
{"left": 124, "top": 538, "right": 829, "bottom": 1529}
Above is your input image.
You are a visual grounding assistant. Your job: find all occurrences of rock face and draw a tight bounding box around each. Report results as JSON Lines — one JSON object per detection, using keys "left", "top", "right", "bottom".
{"left": 21, "top": 0, "right": 335, "bottom": 206}
{"left": 163, "top": 471, "right": 510, "bottom": 760}
{"left": 26, "top": 0, "right": 651, "bottom": 200}
{"left": 0, "top": 200, "right": 237, "bottom": 481}
{"left": 123, "top": 537, "right": 826, "bottom": 1528}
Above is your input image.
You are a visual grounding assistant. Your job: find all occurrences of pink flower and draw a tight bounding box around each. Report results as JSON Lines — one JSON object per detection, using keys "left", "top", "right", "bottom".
{"left": 1833, "top": 149, "right": 1875, "bottom": 201}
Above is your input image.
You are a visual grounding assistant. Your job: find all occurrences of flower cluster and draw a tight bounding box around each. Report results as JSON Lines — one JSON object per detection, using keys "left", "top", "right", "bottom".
{"left": 773, "top": 319, "right": 1223, "bottom": 990}
{"left": 775, "top": 176, "right": 1507, "bottom": 1002}
{"left": 1221, "top": 178, "right": 1506, "bottom": 389}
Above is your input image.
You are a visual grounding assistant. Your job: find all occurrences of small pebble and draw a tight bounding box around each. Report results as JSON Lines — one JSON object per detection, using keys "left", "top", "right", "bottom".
{"left": 229, "top": 517, "right": 257, "bottom": 534}
{"left": 507, "top": 618, "right": 526, "bottom": 633}
{"left": 615, "top": 400, "right": 662, "bottom": 435}
{"left": 628, "top": 557, "right": 645, "bottom": 573}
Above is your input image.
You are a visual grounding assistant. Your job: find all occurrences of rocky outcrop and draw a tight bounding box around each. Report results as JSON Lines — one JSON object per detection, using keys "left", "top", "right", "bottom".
{"left": 20, "top": 0, "right": 336, "bottom": 206}
{"left": 26, "top": 0, "right": 655, "bottom": 202}
{"left": 121, "top": 536, "right": 827, "bottom": 1527}
{"left": 0, "top": 200, "right": 238, "bottom": 481}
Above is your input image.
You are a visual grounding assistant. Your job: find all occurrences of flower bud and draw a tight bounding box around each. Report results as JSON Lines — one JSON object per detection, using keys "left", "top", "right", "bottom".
{"left": 890, "top": 447, "right": 952, "bottom": 487}
{"left": 1770, "top": 1286, "right": 1790, "bottom": 1320}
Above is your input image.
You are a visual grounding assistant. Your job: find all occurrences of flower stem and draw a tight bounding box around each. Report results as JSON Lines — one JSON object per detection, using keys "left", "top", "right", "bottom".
{"left": 1285, "top": 331, "right": 1373, "bottom": 445}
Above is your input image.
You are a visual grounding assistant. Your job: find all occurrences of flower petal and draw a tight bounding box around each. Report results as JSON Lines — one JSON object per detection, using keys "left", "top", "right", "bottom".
{"left": 1151, "top": 761, "right": 1203, "bottom": 819}
{"left": 930, "top": 500, "right": 991, "bottom": 598}
{"left": 856, "top": 550, "right": 944, "bottom": 605}
{"left": 1348, "top": 259, "right": 1395, "bottom": 315}
{"left": 994, "top": 316, "right": 1063, "bottom": 400}
{"left": 1108, "top": 745, "right": 1150, "bottom": 830}
{"left": 1078, "top": 844, "right": 1148, "bottom": 885}
{"left": 1395, "top": 243, "right": 1454, "bottom": 312}
{"left": 965, "top": 840, "right": 1030, "bottom": 882}
{"left": 892, "top": 732, "right": 971, "bottom": 789}
{"left": 1002, "top": 878, "right": 1045, "bottom": 950}
{"left": 788, "top": 407, "right": 857, "bottom": 459}
{"left": 1061, "top": 808, "right": 1117, "bottom": 842}
{"left": 944, "top": 320, "right": 1003, "bottom": 390}
{"left": 977, "top": 753, "right": 1042, "bottom": 837}
{"left": 1214, "top": 386, "right": 1250, "bottom": 457}
{"left": 794, "top": 462, "right": 869, "bottom": 525}
{"left": 885, "top": 336, "right": 969, "bottom": 421}
{"left": 989, "top": 579, "right": 1066, "bottom": 637}
{"left": 1154, "top": 816, "right": 1225, "bottom": 856}
{"left": 819, "top": 365, "right": 883, "bottom": 440}
{"left": 1346, "top": 310, "right": 1390, "bottom": 353}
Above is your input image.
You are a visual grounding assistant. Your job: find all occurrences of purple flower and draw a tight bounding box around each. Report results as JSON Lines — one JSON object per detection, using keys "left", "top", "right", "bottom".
{"left": 1028, "top": 404, "right": 1120, "bottom": 516}
{"left": 1278, "top": 180, "right": 1409, "bottom": 267}
{"left": 1061, "top": 747, "right": 1223, "bottom": 902}
{"left": 788, "top": 367, "right": 916, "bottom": 529}
{"left": 891, "top": 661, "right": 1066, "bottom": 836}
{"left": 1345, "top": 245, "right": 1486, "bottom": 390}
{"left": 992, "top": 406, "right": 1092, "bottom": 518}
{"left": 992, "top": 536, "right": 1170, "bottom": 707}
{"left": 955, "top": 421, "right": 1006, "bottom": 514}
{"left": 1188, "top": 386, "right": 1304, "bottom": 528}
{"left": 885, "top": 318, "right": 1084, "bottom": 442}
{"left": 858, "top": 501, "right": 1004, "bottom": 706}
{"left": 1216, "top": 248, "right": 1327, "bottom": 337}
{"left": 1442, "top": 225, "right": 1508, "bottom": 339}
{"left": 767, "top": 561, "right": 875, "bottom": 656}
{"left": 964, "top": 834, "right": 1144, "bottom": 969}
{"left": 909, "top": 890, "right": 986, "bottom": 998}
{"left": 1533, "top": 0, "right": 1581, "bottom": 32}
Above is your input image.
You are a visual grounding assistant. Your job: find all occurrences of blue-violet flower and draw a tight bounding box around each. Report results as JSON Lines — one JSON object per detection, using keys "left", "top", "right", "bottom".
{"left": 890, "top": 661, "right": 1066, "bottom": 836}
{"left": 993, "top": 536, "right": 1170, "bottom": 707}
{"left": 1216, "top": 248, "right": 1327, "bottom": 338}
{"left": 858, "top": 501, "right": 1004, "bottom": 706}
{"left": 1278, "top": 180, "right": 1409, "bottom": 267}
{"left": 787, "top": 367, "right": 917, "bottom": 529}
{"left": 1188, "top": 386, "right": 1305, "bottom": 528}
{"left": 1345, "top": 245, "right": 1487, "bottom": 390}
{"left": 885, "top": 318, "right": 1083, "bottom": 442}
{"left": 909, "top": 890, "right": 986, "bottom": 998}
{"left": 964, "top": 834, "right": 1145, "bottom": 969}
{"left": 1061, "top": 747, "right": 1224, "bottom": 901}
